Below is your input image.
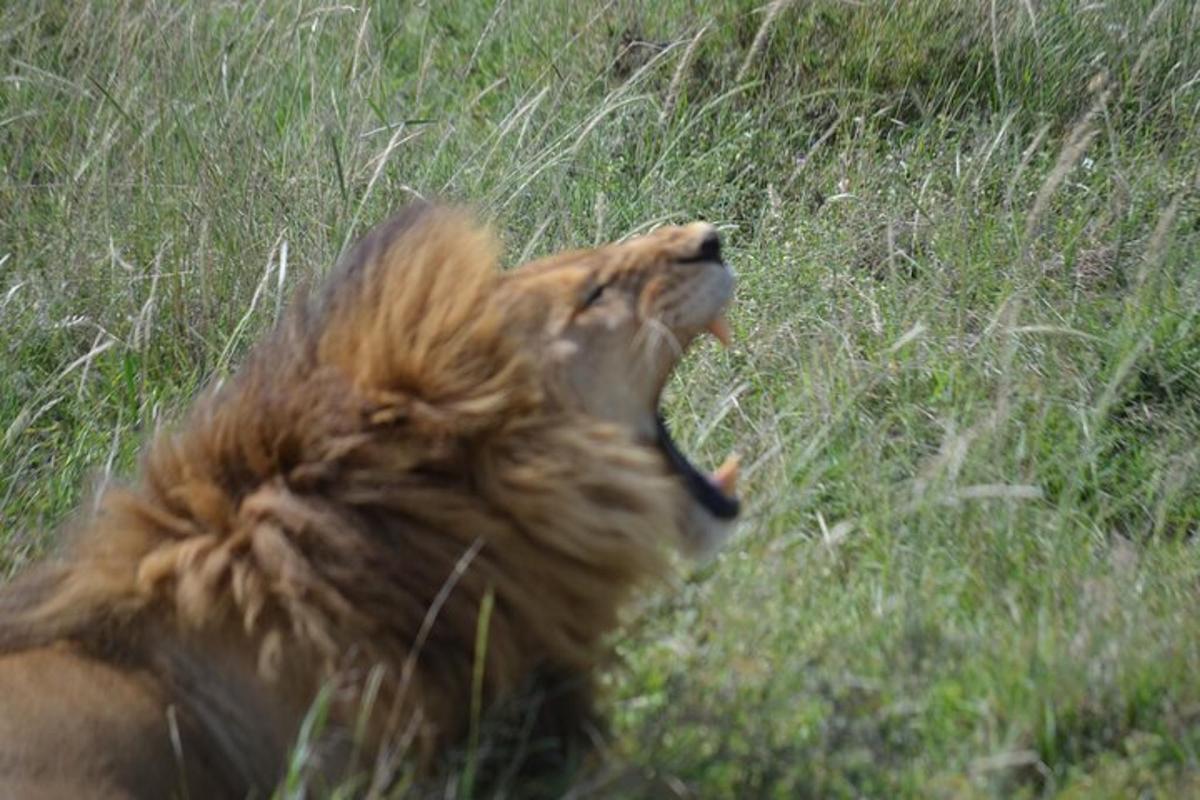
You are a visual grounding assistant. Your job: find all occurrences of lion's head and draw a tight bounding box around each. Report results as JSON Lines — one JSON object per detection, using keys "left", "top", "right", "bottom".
{"left": 495, "top": 221, "right": 741, "bottom": 555}
{"left": 310, "top": 203, "right": 740, "bottom": 562}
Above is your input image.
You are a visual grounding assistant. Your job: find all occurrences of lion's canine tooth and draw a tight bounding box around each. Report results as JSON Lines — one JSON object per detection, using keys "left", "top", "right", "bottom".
{"left": 707, "top": 314, "right": 732, "bottom": 347}
{"left": 712, "top": 452, "right": 740, "bottom": 494}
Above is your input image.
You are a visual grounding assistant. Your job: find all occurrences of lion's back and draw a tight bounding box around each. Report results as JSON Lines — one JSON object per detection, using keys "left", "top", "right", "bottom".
{"left": 0, "top": 646, "right": 241, "bottom": 799}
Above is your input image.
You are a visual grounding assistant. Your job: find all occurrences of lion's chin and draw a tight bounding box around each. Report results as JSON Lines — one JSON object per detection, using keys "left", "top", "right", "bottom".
{"left": 679, "top": 498, "right": 739, "bottom": 559}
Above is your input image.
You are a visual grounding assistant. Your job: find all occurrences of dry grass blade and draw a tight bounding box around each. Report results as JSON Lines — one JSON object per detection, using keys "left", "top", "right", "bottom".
{"left": 736, "top": 0, "right": 792, "bottom": 83}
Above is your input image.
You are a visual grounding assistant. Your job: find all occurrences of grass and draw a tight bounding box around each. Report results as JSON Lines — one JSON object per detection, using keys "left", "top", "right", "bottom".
{"left": 2, "top": 0, "right": 1199, "bottom": 796}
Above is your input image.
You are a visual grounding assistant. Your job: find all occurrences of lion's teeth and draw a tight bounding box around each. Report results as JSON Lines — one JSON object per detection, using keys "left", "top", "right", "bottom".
{"left": 707, "top": 315, "right": 732, "bottom": 347}
{"left": 712, "top": 453, "right": 740, "bottom": 494}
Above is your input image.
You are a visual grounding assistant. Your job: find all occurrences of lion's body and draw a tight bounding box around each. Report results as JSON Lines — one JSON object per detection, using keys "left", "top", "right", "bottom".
{"left": 1, "top": 645, "right": 191, "bottom": 799}
{"left": 0, "top": 206, "right": 736, "bottom": 797}
{"left": 0, "top": 641, "right": 294, "bottom": 798}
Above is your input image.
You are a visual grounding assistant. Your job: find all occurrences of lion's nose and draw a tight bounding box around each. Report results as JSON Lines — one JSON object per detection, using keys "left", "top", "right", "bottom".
{"left": 680, "top": 224, "right": 722, "bottom": 264}
{"left": 697, "top": 227, "right": 721, "bottom": 262}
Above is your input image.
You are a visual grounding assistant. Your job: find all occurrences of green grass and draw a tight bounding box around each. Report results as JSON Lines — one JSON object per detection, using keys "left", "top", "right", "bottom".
{"left": 3, "top": 0, "right": 1200, "bottom": 796}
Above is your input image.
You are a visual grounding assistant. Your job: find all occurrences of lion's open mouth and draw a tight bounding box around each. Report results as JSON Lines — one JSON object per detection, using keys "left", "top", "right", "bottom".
{"left": 654, "top": 313, "right": 740, "bottom": 521}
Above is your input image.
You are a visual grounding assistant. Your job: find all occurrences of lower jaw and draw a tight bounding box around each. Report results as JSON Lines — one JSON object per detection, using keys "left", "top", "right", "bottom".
{"left": 654, "top": 412, "right": 740, "bottom": 520}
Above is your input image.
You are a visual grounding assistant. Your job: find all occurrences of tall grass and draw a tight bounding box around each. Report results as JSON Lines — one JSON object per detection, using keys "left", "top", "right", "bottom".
{"left": 2, "top": 1, "right": 1199, "bottom": 796}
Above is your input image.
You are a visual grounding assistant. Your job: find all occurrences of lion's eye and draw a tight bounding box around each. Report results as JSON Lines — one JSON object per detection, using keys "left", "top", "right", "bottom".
{"left": 580, "top": 282, "right": 608, "bottom": 309}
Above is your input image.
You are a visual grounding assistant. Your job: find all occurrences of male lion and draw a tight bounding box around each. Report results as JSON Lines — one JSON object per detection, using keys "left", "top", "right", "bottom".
{"left": 0, "top": 205, "right": 739, "bottom": 798}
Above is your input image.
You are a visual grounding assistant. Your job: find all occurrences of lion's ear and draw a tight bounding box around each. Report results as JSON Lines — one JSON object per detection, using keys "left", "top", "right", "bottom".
{"left": 313, "top": 206, "right": 540, "bottom": 433}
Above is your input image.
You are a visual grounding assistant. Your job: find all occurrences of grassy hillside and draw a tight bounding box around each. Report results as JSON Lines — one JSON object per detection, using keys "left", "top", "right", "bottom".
{"left": 2, "top": 1, "right": 1199, "bottom": 796}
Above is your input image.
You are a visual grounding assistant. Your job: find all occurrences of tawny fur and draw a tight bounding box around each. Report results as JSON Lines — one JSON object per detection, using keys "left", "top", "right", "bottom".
{"left": 0, "top": 205, "right": 731, "bottom": 797}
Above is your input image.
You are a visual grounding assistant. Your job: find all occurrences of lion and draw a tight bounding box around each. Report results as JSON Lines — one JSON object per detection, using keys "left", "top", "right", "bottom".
{"left": 0, "top": 204, "right": 739, "bottom": 798}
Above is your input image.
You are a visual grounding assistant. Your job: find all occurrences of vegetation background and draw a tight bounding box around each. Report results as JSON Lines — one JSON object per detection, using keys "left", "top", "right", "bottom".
{"left": 2, "top": 0, "right": 1198, "bottom": 796}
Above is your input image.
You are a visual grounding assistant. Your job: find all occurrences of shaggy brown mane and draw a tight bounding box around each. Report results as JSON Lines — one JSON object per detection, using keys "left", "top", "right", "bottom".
{"left": 0, "top": 205, "right": 736, "bottom": 796}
